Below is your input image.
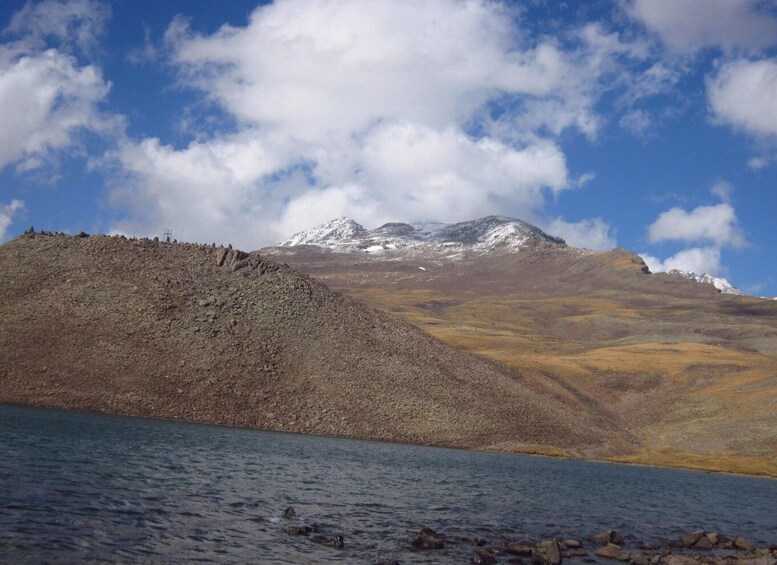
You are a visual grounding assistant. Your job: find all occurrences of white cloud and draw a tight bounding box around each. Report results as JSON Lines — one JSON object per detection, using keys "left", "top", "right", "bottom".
{"left": 709, "top": 179, "right": 733, "bottom": 202}
{"left": 623, "top": 0, "right": 777, "bottom": 53}
{"left": 544, "top": 217, "right": 617, "bottom": 251}
{"left": 0, "top": 200, "right": 24, "bottom": 241}
{"left": 107, "top": 134, "right": 286, "bottom": 245}
{"left": 110, "top": 120, "right": 572, "bottom": 246}
{"left": 619, "top": 109, "right": 652, "bottom": 137}
{"left": 0, "top": 0, "right": 116, "bottom": 172}
{"left": 640, "top": 247, "right": 722, "bottom": 275}
{"left": 166, "top": 0, "right": 555, "bottom": 138}
{"left": 113, "top": 0, "right": 644, "bottom": 246}
{"left": 7, "top": 0, "right": 110, "bottom": 55}
{"left": 748, "top": 156, "right": 773, "bottom": 169}
{"left": 648, "top": 202, "right": 745, "bottom": 248}
{"left": 707, "top": 58, "right": 777, "bottom": 139}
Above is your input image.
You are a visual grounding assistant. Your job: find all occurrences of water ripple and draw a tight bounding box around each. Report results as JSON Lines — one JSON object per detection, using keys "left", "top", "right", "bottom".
{"left": 2, "top": 404, "right": 777, "bottom": 564}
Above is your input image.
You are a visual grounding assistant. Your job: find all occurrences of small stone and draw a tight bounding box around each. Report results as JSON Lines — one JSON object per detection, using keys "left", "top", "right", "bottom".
{"left": 661, "top": 555, "right": 698, "bottom": 565}
{"left": 474, "top": 537, "right": 488, "bottom": 547}
{"left": 593, "top": 531, "right": 626, "bottom": 546}
{"left": 536, "top": 539, "right": 562, "bottom": 565}
{"left": 596, "top": 543, "right": 627, "bottom": 560}
{"left": 736, "top": 538, "right": 755, "bottom": 552}
{"left": 472, "top": 548, "right": 497, "bottom": 564}
{"left": 683, "top": 531, "right": 706, "bottom": 548}
{"left": 505, "top": 543, "right": 534, "bottom": 556}
{"left": 411, "top": 527, "right": 445, "bottom": 550}
{"left": 736, "top": 558, "right": 776, "bottom": 565}
{"left": 564, "top": 540, "right": 583, "bottom": 549}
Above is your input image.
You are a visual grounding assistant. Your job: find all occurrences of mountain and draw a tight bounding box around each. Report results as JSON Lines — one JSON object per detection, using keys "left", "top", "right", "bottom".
{"left": 669, "top": 269, "right": 744, "bottom": 296}
{"left": 263, "top": 216, "right": 777, "bottom": 477}
{"left": 0, "top": 231, "right": 623, "bottom": 453}
{"left": 280, "top": 216, "right": 566, "bottom": 257}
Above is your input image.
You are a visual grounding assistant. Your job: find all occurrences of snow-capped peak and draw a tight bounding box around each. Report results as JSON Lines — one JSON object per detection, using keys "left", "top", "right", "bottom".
{"left": 278, "top": 215, "right": 565, "bottom": 256}
{"left": 281, "top": 217, "right": 366, "bottom": 247}
{"left": 669, "top": 269, "right": 744, "bottom": 295}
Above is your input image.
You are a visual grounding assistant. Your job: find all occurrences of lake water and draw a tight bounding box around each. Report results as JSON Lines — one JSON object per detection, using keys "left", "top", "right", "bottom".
{"left": 1, "top": 404, "right": 776, "bottom": 564}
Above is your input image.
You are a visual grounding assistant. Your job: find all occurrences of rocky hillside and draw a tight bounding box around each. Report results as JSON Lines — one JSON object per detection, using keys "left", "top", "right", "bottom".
{"left": 0, "top": 232, "right": 625, "bottom": 454}
{"left": 264, "top": 232, "right": 777, "bottom": 477}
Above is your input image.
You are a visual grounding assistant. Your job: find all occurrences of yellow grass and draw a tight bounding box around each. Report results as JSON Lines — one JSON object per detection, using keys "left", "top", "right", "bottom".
{"left": 607, "top": 450, "right": 777, "bottom": 479}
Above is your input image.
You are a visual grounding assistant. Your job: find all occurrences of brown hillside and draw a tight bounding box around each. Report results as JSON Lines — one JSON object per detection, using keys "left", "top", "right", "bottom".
{"left": 262, "top": 244, "right": 777, "bottom": 477}
{"left": 0, "top": 233, "right": 625, "bottom": 453}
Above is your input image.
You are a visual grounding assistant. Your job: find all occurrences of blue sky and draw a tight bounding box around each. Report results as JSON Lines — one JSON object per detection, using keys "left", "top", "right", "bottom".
{"left": 1, "top": 0, "right": 776, "bottom": 296}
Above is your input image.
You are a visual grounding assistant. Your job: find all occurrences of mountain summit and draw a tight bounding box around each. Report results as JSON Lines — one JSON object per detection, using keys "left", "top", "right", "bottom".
{"left": 280, "top": 216, "right": 566, "bottom": 256}
{"left": 669, "top": 269, "right": 744, "bottom": 296}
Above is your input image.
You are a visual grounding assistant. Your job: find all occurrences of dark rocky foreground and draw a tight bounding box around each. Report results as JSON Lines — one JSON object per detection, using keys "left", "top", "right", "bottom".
{"left": 279, "top": 507, "right": 777, "bottom": 565}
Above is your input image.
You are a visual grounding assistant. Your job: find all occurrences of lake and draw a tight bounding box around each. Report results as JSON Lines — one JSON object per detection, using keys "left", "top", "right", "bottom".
{"left": 1, "top": 404, "right": 776, "bottom": 563}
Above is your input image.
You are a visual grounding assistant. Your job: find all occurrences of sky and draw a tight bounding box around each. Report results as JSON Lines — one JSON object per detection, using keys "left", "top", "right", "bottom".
{"left": 0, "top": 0, "right": 776, "bottom": 296}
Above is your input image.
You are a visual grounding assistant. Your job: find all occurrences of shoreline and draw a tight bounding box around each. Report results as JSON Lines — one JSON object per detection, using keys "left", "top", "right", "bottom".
{"left": 4, "top": 400, "right": 775, "bottom": 481}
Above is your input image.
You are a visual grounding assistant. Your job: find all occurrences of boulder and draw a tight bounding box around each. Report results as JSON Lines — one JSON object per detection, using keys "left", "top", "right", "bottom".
{"left": 595, "top": 543, "right": 629, "bottom": 561}
{"left": 412, "top": 527, "right": 445, "bottom": 550}
{"left": 706, "top": 533, "right": 720, "bottom": 546}
{"left": 683, "top": 532, "right": 706, "bottom": 548}
{"left": 505, "top": 543, "right": 534, "bottom": 556}
{"left": 736, "top": 538, "right": 755, "bottom": 552}
{"left": 593, "top": 531, "right": 626, "bottom": 546}
{"left": 694, "top": 538, "right": 714, "bottom": 550}
{"left": 633, "top": 554, "right": 649, "bottom": 565}
{"left": 282, "top": 506, "right": 296, "bottom": 519}
{"left": 564, "top": 540, "right": 583, "bottom": 549}
{"left": 535, "top": 540, "right": 562, "bottom": 565}
{"left": 472, "top": 548, "right": 498, "bottom": 564}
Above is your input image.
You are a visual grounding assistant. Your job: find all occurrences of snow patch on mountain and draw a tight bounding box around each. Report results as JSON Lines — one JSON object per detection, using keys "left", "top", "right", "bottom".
{"left": 279, "top": 216, "right": 566, "bottom": 256}
{"left": 669, "top": 269, "right": 744, "bottom": 295}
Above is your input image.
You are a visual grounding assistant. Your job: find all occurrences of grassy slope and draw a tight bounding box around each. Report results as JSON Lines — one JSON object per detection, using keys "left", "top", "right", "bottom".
{"left": 263, "top": 245, "right": 777, "bottom": 477}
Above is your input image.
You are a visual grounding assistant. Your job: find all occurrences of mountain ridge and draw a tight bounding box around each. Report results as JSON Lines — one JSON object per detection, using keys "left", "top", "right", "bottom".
{"left": 263, "top": 217, "right": 777, "bottom": 477}
{"left": 282, "top": 215, "right": 750, "bottom": 296}
{"left": 281, "top": 215, "right": 567, "bottom": 259}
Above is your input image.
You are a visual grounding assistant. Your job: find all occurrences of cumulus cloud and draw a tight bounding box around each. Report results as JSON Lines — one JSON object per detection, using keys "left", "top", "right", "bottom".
{"left": 640, "top": 247, "right": 722, "bottom": 275}
{"left": 0, "top": 0, "right": 116, "bottom": 172}
{"left": 112, "top": 0, "right": 652, "bottom": 246}
{"left": 707, "top": 58, "right": 777, "bottom": 139}
{"left": 0, "top": 200, "right": 24, "bottom": 241}
{"left": 110, "top": 120, "right": 572, "bottom": 246}
{"left": 544, "top": 217, "right": 617, "bottom": 251}
{"left": 647, "top": 202, "right": 745, "bottom": 248}
{"left": 623, "top": 0, "right": 777, "bottom": 53}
